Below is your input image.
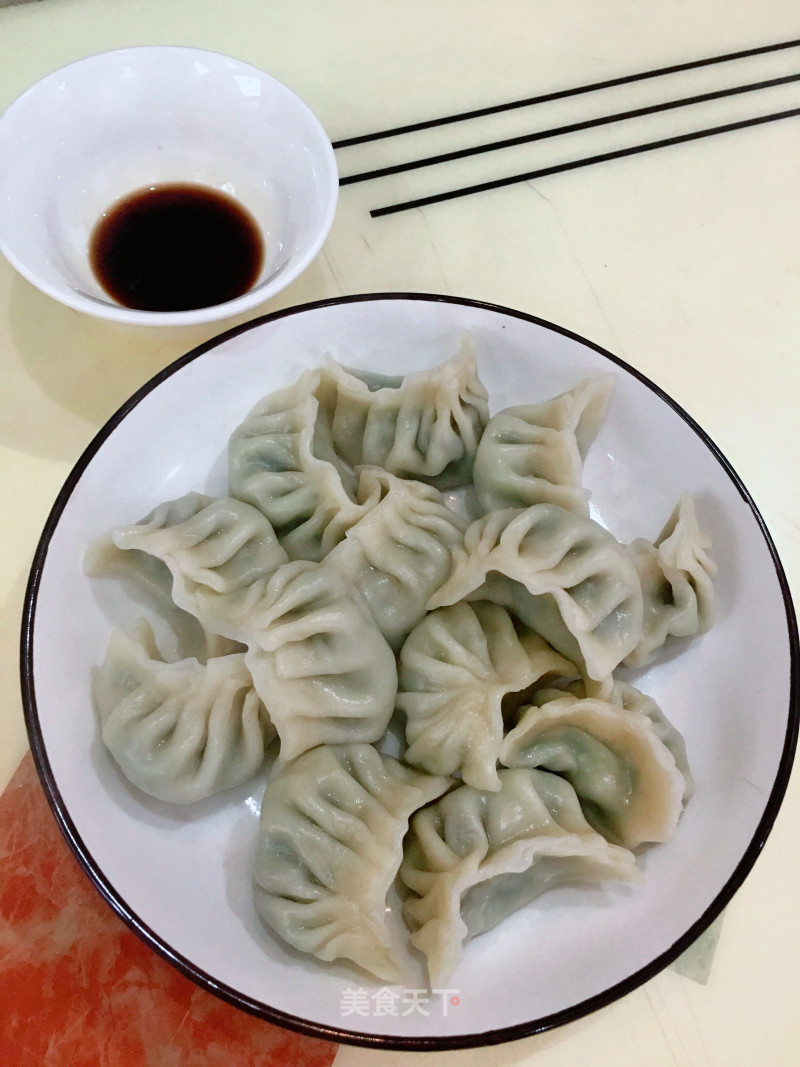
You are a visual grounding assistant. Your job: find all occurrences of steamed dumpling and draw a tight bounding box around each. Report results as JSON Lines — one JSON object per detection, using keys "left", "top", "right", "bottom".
{"left": 94, "top": 620, "right": 275, "bottom": 804}
{"left": 101, "top": 492, "right": 289, "bottom": 642}
{"left": 253, "top": 743, "right": 451, "bottom": 981}
{"left": 534, "top": 676, "right": 694, "bottom": 802}
{"left": 624, "top": 494, "right": 716, "bottom": 667}
{"left": 472, "top": 376, "right": 614, "bottom": 515}
{"left": 228, "top": 369, "right": 383, "bottom": 562}
{"left": 500, "top": 694, "right": 687, "bottom": 847}
{"left": 429, "top": 503, "right": 644, "bottom": 681}
{"left": 244, "top": 560, "right": 398, "bottom": 762}
{"left": 398, "top": 602, "right": 575, "bottom": 790}
{"left": 603, "top": 679, "right": 695, "bottom": 802}
{"left": 325, "top": 469, "right": 468, "bottom": 651}
{"left": 318, "top": 339, "right": 489, "bottom": 488}
{"left": 85, "top": 533, "right": 242, "bottom": 664}
{"left": 400, "top": 768, "right": 640, "bottom": 987}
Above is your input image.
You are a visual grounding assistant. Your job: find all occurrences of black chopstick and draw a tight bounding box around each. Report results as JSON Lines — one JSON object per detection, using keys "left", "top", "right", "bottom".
{"left": 339, "top": 72, "right": 800, "bottom": 185}
{"left": 333, "top": 37, "right": 800, "bottom": 148}
{"left": 369, "top": 106, "right": 800, "bottom": 217}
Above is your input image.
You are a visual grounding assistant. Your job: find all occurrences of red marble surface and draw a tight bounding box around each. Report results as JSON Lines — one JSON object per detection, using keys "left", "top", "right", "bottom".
{"left": 0, "top": 753, "right": 338, "bottom": 1067}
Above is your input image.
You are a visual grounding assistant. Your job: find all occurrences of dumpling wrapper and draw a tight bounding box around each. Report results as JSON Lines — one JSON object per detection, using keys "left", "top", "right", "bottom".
{"left": 228, "top": 340, "right": 489, "bottom": 561}
{"left": 318, "top": 338, "right": 490, "bottom": 489}
{"left": 245, "top": 560, "right": 398, "bottom": 762}
{"left": 472, "top": 375, "right": 614, "bottom": 515}
{"left": 253, "top": 743, "right": 451, "bottom": 982}
{"left": 500, "top": 694, "right": 687, "bottom": 848}
{"left": 103, "top": 492, "right": 289, "bottom": 642}
{"left": 534, "top": 677, "right": 695, "bottom": 803}
{"left": 401, "top": 768, "right": 640, "bottom": 988}
{"left": 94, "top": 620, "right": 275, "bottom": 804}
{"left": 85, "top": 532, "right": 242, "bottom": 665}
{"left": 326, "top": 469, "right": 468, "bottom": 652}
{"left": 429, "top": 503, "right": 644, "bottom": 681}
{"left": 398, "top": 602, "right": 575, "bottom": 790}
{"left": 228, "top": 369, "right": 382, "bottom": 562}
{"left": 625, "top": 494, "right": 716, "bottom": 667}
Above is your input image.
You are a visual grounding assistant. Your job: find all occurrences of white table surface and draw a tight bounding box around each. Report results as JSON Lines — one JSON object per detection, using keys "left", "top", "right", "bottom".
{"left": 1, "top": 1, "right": 799, "bottom": 1063}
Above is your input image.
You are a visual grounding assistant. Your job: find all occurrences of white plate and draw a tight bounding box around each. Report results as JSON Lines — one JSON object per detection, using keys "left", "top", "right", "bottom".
{"left": 22, "top": 294, "right": 798, "bottom": 1049}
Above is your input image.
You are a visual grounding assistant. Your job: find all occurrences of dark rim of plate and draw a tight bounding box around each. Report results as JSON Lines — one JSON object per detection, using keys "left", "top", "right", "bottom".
{"left": 19, "top": 292, "right": 800, "bottom": 1051}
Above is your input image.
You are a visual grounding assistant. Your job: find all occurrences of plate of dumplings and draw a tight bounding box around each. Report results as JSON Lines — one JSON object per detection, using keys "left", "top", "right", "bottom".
{"left": 22, "top": 293, "right": 798, "bottom": 1049}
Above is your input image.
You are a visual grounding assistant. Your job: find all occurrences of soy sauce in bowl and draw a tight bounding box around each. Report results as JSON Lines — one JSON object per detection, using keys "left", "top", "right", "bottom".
{"left": 89, "top": 183, "right": 264, "bottom": 313}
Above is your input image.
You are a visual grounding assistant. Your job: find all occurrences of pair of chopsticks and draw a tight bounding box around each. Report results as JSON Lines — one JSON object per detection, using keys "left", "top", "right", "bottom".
{"left": 333, "top": 38, "right": 800, "bottom": 217}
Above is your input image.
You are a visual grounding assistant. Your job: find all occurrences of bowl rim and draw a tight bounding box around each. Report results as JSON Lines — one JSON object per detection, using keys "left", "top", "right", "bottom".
{"left": 19, "top": 292, "right": 800, "bottom": 1050}
{"left": 0, "top": 45, "right": 339, "bottom": 327}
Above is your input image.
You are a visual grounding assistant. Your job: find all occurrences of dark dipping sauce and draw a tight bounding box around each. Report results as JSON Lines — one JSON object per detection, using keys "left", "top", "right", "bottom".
{"left": 89, "top": 183, "right": 264, "bottom": 313}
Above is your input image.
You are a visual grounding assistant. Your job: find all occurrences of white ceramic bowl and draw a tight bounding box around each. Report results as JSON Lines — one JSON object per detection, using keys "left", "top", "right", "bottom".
{"left": 22, "top": 295, "right": 798, "bottom": 1048}
{"left": 0, "top": 47, "right": 338, "bottom": 326}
